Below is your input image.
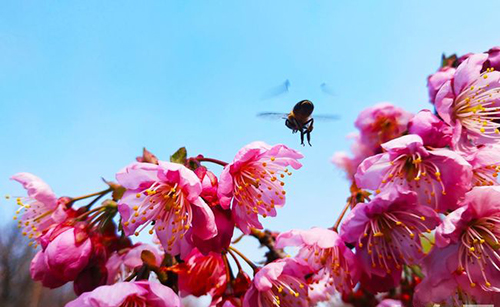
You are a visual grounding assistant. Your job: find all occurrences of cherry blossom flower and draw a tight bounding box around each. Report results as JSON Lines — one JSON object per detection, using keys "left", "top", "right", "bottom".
{"left": 341, "top": 188, "right": 440, "bottom": 291}
{"left": 177, "top": 248, "right": 227, "bottom": 300}
{"left": 276, "top": 227, "right": 359, "bottom": 294}
{"left": 106, "top": 243, "right": 162, "bottom": 284}
{"left": 434, "top": 186, "right": 500, "bottom": 291}
{"left": 376, "top": 299, "right": 402, "bottom": 307}
{"left": 218, "top": 142, "right": 303, "bottom": 234}
{"left": 407, "top": 110, "right": 453, "bottom": 148}
{"left": 464, "top": 144, "right": 500, "bottom": 186}
{"left": 65, "top": 281, "right": 181, "bottom": 307}
{"left": 435, "top": 53, "right": 500, "bottom": 148}
{"left": 355, "top": 134, "right": 472, "bottom": 212}
{"left": 116, "top": 161, "right": 217, "bottom": 256}
{"left": 428, "top": 66, "right": 456, "bottom": 104}
{"left": 354, "top": 102, "right": 412, "bottom": 153}
{"left": 11, "top": 173, "right": 68, "bottom": 243}
{"left": 242, "top": 259, "right": 310, "bottom": 307}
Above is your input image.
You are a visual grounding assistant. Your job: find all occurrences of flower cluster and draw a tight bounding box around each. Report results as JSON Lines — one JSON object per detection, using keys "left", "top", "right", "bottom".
{"left": 8, "top": 46, "right": 500, "bottom": 307}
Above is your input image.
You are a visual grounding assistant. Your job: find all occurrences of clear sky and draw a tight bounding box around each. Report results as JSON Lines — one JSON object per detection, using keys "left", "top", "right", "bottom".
{"left": 1, "top": 1, "right": 500, "bottom": 264}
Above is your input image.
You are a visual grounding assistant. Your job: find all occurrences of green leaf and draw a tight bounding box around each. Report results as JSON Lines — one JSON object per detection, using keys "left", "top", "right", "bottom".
{"left": 170, "top": 147, "right": 187, "bottom": 164}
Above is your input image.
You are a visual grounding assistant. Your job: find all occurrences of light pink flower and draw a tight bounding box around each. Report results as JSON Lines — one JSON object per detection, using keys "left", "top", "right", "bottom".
{"left": 407, "top": 110, "right": 453, "bottom": 148}
{"left": 435, "top": 53, "right": 500, "bottom": 148}
{"left": 11, "top": 172, "right": 68, "bottom": 242}
{"left": 106, "top": 243, "right": 162, "bottom": 284}
{"left": 242, "top": 259, "right": 310, "bottom": 307}
{"left": 276, "top": 227, "right": 359, "bottom": 293}
{"left": 377, "top": 299, "right": 402, "bottom": 307}
{"left": 218, "top": 142, "right": 303, "bottom": 234}
{"left": 116, "top": 161, "right": 217, "bottom": 255}
{"left": 341, "top": 189, "right": 440, "bottom": 290}
{"left": 427, "top": 66, "right": 456, "bottom": 104}
{"left": 355, "top": 134, "right": 472, "bottom": 212}
{"left": 65, "top": 281, "right": 181, "bottom": 307}
{"left": 464, "top": 145, "right": 500, "bottom": 186}
{"left": 354, "top": 102, "right": 412, "bottom": 152}
{"left": 434, "top": 186, "right": 500, "bottom": 291}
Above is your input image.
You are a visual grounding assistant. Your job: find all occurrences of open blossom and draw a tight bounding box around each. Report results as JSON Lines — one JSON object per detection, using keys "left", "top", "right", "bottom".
{"left": 434, "top": 186, "right": 500, "bottom": 291}
{"left": 177, "top": 248, "right": 227, "bottom": 299}
{"left": 464, "top": 144, "right": 500, "bottom": 186}
{"left": 435, "top": 53, "right": 500, "bottom": 148}
{"left": 407, "top": 110, "right": 453, "bottom": 148}
{"left": 218, "top": 142, "right": 303, "bottom": 234}
{"left": 354, "top": 102, "right": 412, "bottom": 152}
{"left": 276, "top": 227, "right": 359, "bottom": 293}
{"left": 106, "top": 243, "right": 162, "bottom": 284}
{"left": 66, "top": 281, "right": 181, "bottom": 307}
{"left": 341, "top": 189, "right": 440, "bottom": 291}
{"left": 243, "top": 259, "right": 310, "bottom": 307}
{"left": 11, "top": 173, "right": 68, "bottom": 242}
{"left": 116, "top": 161, "right": 217, "bottom": 256}
{"left": 355, "top": 134, "right": 472, "bottom": 212}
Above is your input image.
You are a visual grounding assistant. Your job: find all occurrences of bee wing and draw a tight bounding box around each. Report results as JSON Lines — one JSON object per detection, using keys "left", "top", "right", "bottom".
{"left": 260, "top": 79, "right": 291, "bottom": 100}
{"left": 314, "top": 114, "right": 340, "bottom": 121}
{"left": 320, "top": 82, "right": 335, "bottom": 96}
{"left": 256, "top": 112, "right": 289, "bottom": 120}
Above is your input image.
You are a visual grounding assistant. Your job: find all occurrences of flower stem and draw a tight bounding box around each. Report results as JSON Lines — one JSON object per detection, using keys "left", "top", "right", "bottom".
{"left": 196, "top": 157, "right": 228, "bottom": 167}
{"left": 70, "top": 188, "right": 112, "bottom": 204}
{"left": 333, "top": 201, "right": 351, "bottom": 233}
{"left": 228, "top": 246, "right": 258, "bottom": 272}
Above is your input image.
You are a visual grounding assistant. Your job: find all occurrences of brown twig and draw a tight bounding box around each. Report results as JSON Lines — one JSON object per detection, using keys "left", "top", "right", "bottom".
{"left": 250, "top": 229, "right": 286, "bottom": 263}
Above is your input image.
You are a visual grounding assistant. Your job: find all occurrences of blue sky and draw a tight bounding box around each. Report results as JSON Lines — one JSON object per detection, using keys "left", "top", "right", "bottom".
{"left": 1, "top": 1, "right": 500, "bottom": 263}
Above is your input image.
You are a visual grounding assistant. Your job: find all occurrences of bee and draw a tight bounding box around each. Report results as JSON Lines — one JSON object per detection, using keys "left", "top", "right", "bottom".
{"left": 257, "top": 100, "right": 338, "bottom": 146}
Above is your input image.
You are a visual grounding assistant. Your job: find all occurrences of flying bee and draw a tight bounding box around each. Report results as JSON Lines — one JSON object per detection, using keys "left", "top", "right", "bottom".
{"left": 257, "top": 100, "right": 339, "bottom": 146}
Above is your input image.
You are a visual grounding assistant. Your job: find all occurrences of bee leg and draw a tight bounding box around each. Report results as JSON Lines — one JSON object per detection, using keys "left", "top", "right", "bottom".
{"left": 300, "top": 130, "right": 305, "bottom": 146}
{"left": 306, "top": 130, "right": 312, "bottom": 146}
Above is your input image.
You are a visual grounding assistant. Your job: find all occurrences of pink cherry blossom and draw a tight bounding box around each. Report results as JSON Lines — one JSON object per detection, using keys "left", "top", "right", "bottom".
{"left": 192, "top": 205, "right": 234, "bottom": 255}
{"left": 341, "top": 189, "right": 440, "bottom": 288}
{"left": 242, "top": 259, "right": 310, "bottom": 307}
{"left": 434, "top": 186, "right": 500, "bottom": 291}
{"left": 65, "top": 281, "right": 181, "bottom": 307}
{"left": 428, "top": 66, "right": 456, "bottom": 104}
{"left": 106, "top": 243, "right": 162, "bottom": 284}
{"left": 116, "top": 161, "right": 217, "bottom": 255}
{"left": 376, "top": 299, "right": 402, "bottom": 307}
{"left": 11, "top": 172, "right": 68, "bottom": 242}
{"left": 354, "top": 102, "right": 412, "bottom": 152}
{"left": 407, "top": 110, "right": 453, "bottom": 148}
{"left": 177, "top": 248, "right": 227, "bottom": 299}
{"left": 30, "top": 250, "right": 67, "bottom": 288}
{"left": 276, "top": 227, "right": 359, "bottom": 293}
{"left": 435, "top": 53, "right": 500, "bottom": 148}
{"left": 464, "top": 144, "right": 500, "bottom": 186}
{"left": 41, "top": 226, "right": 93, "bottom": 282}
{"left": 355, "top": 134, "right": 472, "bottom": 212}
{"left": 218, "top": 142, "right": 303, "bottom": 234}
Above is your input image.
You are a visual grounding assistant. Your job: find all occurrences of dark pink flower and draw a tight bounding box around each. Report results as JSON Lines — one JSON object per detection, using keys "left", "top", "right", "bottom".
{"left": 65, "top": 281, "right": 181, "bottom": 307}
{"left": 434, "top": 186, "right": 500, "bottom": 291}
{"left": 242, "top": 259, "right": 310, "bottom": 307}
{"left": 30, "top": 250, "right": 67, "bottom": 288}
{"left": 218, "top": 142, "right": 303, "bottom": 234}
{"left": 192, "top": 205, "right": 234, "bottom": 254}
{"left": 11, "top": 173, "right": 68, "bottom": 242}
{"left": 41, "top": 226, "right": 93, "bottom": 282}
{"left": 355, "top": 134, "right": 472, "bottom": 212}
{"left": 354, "top": 102, "right": 412, "bottom": 152}
{"left": 276, "top": 227, "right": 359, "bottom": 293}
{"left": 116, "top": 161, "right": 217, "bottom": 256}
{"left": 407, "top": 110, "right": 453, "bottom": 148}
{"left": 435, "top": 53, "right": 500, "bottom": 148}
{"left": 341, "top": 189, "right": 440, "bottom": 290}
{"left": 177, "top": 248, "right": 227, "bottom": 299}
{"left": 106, "top": 243, "right": 162, "bottom": 284}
